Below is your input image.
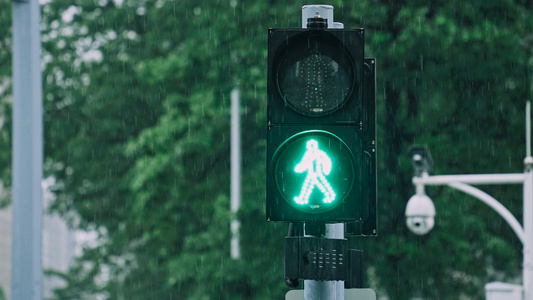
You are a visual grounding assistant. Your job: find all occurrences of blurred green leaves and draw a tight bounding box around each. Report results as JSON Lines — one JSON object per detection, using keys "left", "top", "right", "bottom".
{"left": 0, "top": 0, "right": 531, "bottom": 299}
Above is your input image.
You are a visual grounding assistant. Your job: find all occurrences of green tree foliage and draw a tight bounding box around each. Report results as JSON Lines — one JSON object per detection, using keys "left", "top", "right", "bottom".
{"left": 342, "top": 0, "right": 533, "bottom": 298}
{"left": 0, "top": 0, "right": 532, "bottom": 299}
{"left": 40, "top": 0, "right": 293, "bottom": 299}
{"left": 0, "top": 0, "right": 12, "bottom": 208}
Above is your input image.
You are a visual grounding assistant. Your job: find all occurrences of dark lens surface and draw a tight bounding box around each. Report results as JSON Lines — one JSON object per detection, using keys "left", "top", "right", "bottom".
{"left": 277, "top": 37, "right": 353, "bottom": 116}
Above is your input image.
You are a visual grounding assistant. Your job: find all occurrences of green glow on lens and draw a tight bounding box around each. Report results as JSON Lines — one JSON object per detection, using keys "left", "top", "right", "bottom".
{"left": 293, "top": 139, "right": 336, "bottom": 205}
{"left": 272, "top": 130, "right": 355, "bottom": 214}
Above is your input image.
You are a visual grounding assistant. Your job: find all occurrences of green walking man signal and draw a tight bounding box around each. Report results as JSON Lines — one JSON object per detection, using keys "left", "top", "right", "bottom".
{"left": 268, "top": 130, "right": 356, "bottom": 219}
{"left": 294, "top": 139, "right": 336, "bottom": 205}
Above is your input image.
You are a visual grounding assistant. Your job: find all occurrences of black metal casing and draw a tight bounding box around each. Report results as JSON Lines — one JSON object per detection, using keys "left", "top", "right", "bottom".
{"left": 266, "top": 27, "right": 377, "bottom": 235}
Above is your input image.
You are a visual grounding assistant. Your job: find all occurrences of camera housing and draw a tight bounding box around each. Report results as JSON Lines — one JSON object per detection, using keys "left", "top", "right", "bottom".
{"left": 405, "top": 194, "right": 436, "bottom": 235}
{"left": 409, "top": 147, "right": 433, "bottom": 176}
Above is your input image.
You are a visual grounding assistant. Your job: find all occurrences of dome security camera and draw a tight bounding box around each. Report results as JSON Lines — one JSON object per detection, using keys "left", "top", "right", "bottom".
{"left": 405, "top": 194, "right": 436, "bottom": 235}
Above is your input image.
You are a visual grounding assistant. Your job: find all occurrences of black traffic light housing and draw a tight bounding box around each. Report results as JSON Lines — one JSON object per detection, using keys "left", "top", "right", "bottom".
{"left": 266, "top": 20, "right": 376, "bottom": 235}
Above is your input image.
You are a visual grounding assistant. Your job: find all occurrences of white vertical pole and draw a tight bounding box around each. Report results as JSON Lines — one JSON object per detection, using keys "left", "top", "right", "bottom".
{"left": 302, "top": 6, "right": 345, "bottom": 300}
{"left": 11, "top": 0, "right": 44, "bottom": 299}
{"left": 523, "top": 101, "right": 533, "bottom": 300}
{"left": 526, "top": 101, "right": 531, "bottom": 158}
{"left": 523, "top": 169, "right": 533, "bottom": 300}
{"left": 230, "top": 87, "right": 241, "bottom": 259}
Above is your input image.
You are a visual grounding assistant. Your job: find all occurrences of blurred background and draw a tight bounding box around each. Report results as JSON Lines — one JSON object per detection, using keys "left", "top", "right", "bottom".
{"left": 0, "top": 0, "right": 532, "bottom": 299}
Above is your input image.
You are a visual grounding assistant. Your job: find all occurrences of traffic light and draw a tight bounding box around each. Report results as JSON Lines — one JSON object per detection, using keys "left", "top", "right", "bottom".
{"left": 266, "top": 16, "right": 376, "bottom": 233}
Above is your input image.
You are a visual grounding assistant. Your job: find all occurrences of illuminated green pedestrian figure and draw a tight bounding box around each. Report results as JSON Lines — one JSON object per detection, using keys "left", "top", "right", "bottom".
{"left": 293, "top": 139, "right": 336, "bottom": 205}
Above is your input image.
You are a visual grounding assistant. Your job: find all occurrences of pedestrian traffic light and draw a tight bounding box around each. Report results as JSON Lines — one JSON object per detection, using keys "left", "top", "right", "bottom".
{"left": 266, "top": 15, "right": 376, "bottom": 231}
{"left": 272, "top": 130, "right": 356, "bottom": 214}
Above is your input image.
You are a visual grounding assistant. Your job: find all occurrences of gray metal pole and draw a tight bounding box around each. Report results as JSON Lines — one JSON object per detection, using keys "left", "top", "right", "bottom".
{"left": 230, "top": 87, "right": 241, "bottom": 259}
{"left": 11, "top": 0, "right": 44, "bottom": 299}
{"left": 523, "top": 166, "right": 533, "bottom": 300}
{"left": 523, "top": 101, "right": 533, "bottom": 300}
{"left": 304, "top": 224, "right": 345, "bottom": 300}
{"left": 301, "top": 6, "right": 345, "bottom": 300}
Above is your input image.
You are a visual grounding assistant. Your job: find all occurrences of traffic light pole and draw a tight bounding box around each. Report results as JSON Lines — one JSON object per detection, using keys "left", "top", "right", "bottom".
{"left": 304, "top": 223, "right": 344, "bottom": 300}
{"left": 301, "top": 6, "right": 345, "bottom": 300}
